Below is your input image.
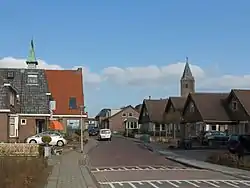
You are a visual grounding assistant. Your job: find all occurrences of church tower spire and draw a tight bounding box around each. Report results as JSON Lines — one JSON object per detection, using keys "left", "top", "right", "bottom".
{"left": 26, "top": 39, "right": 38, "bottom": 69}
{"left": 180, "top": 57, "right": 195, "bottom": 97}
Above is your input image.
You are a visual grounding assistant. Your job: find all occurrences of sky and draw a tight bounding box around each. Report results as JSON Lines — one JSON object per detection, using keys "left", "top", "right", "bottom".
{"left": 1, "top": 1, "right": 250, "bottom": 116}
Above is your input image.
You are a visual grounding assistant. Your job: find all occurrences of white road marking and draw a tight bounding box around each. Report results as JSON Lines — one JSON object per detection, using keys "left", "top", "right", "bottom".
{"left": 165, "top": 180, "right": 179, "bottom": 187}
{"left": 148, "top": 182, "right": 159, "bottom": 188}
{"left": 99, "top": 180, "right": 250, "bottom": 187}
{"left": 128, "top": 182, "right": 137, "bottom": 188}
{"left": 135, "top": 166, "right": 142, "bottom": 170}
{"left": 241, "top": 181, "right": 250, "bottom": 186}
{"left": 108, "top": 183, "right": 115, "bottom": 188}
{"left": 222, "top": 180, "right": 239, "bottom": 187}
{"left": 202, "top": 180, "right": 220, "bottom": 187}
{"left": 91, "top": 166, "right": 207, "bottom": 172}
{"left": 184, "top": 180, "right": 199, "bottom": 187}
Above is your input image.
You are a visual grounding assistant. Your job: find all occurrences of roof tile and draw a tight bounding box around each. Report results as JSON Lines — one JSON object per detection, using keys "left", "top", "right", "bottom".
{"left": 45, "top": 69, "right": 84, "bottom": 115}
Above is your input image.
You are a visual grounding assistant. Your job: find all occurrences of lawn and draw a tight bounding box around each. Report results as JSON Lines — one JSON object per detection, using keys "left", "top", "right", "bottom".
{"left": 0, "top": 156, "right": 52, "bottom": 188}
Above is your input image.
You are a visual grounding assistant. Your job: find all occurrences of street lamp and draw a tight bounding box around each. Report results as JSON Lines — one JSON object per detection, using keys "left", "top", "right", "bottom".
{"left": 80, "top": 105, "right": 86, "bottom": 153}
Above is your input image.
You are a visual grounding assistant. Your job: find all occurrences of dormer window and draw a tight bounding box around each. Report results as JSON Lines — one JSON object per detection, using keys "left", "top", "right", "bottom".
{"left": 10, "top": 92, "right": 15, "bottom": 106}
{"left": 232, "top": 101, "right": 238, "bottom": 111}
{"left": 189, "top": 102, "right": 195, "bottom": 112}
{"left": 27, "top": 74, "right": 38, "bottom": 84}
{"left": 7, "top": 71, "right": 14, "bottom": 79}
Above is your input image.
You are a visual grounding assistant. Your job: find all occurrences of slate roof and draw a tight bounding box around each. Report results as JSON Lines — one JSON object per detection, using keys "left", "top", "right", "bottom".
{"left": 45, "top": 69, "right": 84, "bottom": 115}
{"left": 0, "top": 68, "right": 50, "bottom": 114}
{"left": 232, "top": 89, "right": 250, "bottom": 116}
{"left": 168, "top": 97, "right": 186, "bottom": 111}
{"left": 187, "top": 92, "right": 231, "bottom": 122}
{"left": 142, "top": 99, "right": 168, "bottom": 123}
{"left": 134, "top": 104, "right": 142, "bottom": 113}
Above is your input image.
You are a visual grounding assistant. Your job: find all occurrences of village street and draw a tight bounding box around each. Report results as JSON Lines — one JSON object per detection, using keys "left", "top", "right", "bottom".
{"left": 87, "top": 137, "right": 250, "bottom": 188}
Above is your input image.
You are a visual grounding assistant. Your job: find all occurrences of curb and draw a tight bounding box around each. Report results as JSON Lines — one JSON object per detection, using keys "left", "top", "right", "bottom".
{"left": 141, "top": 143, "right": 250, "bottom": 180}
{"left": 164, "top": 155, "right": 250, "bottom": 180}
{"left": 86, "top": 166, "right": 102, "bottom": 188}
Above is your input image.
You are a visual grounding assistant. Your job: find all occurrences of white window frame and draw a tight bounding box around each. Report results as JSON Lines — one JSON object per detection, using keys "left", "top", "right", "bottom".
{"left": 9, "top": 92, "right": 15, "bottom": 106}
{"left": 27, "top": 74, "right": 38, "bottom": 84}
{"left": 21, "top": 119, "right": 27, "bottom": 125}
{"left": 9, "top": 116, "right": 19, "bottom": 137}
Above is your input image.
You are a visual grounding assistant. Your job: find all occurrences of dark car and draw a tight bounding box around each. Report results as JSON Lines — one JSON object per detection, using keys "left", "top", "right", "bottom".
{"left": 228, "top": 134, "right": 250, "bottom": 154}
{"left": 202, "top": 131, "right": 229, "bottom": 146}
{"left": 88, "top": 127, "right": 99, "bottom": 136}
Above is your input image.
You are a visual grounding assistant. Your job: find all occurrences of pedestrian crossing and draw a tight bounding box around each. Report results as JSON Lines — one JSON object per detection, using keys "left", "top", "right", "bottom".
{"left": 91, "top": 165, "right": 206, "bottom": 173}
{"left": 99, "top": 180, "right": 250, "bottom": 188}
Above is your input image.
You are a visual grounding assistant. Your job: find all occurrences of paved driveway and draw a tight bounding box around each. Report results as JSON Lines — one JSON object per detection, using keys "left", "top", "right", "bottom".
{"left": 88, "top": 137, "right": 250, "bottom": 188}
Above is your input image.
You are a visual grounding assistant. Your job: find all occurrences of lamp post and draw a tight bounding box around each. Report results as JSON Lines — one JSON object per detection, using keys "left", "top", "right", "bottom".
{"left": 80, "top": 105, "right": 86, "bottom": 153}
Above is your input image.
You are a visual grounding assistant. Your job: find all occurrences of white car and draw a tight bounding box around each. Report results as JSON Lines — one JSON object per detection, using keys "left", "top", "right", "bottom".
{"left": 26, "top": 131, "right": 67, "bottom": 147}
{"left": 98, "top": 129, "right": 112, "bottom": 141}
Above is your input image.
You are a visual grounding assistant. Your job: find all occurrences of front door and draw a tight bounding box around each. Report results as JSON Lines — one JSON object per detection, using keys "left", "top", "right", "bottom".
{"left": 36, "top": 119, "right": 46, "bottom": 134}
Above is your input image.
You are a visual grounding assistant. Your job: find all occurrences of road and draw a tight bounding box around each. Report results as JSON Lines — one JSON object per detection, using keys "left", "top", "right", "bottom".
{"left": 88, "top": 137, "right": 250, "bottom": 188}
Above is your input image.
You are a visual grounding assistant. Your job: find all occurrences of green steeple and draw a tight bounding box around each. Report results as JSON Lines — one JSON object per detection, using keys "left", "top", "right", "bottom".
{"left": 26, "top": 39, "right": 38, "bottom": 67}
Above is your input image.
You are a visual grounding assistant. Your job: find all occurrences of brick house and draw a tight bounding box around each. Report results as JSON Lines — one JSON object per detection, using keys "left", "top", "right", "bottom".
{"left": 0, "top": 40, "right": 86, "bottom": 142}
{"left": 101, "top": 105, "right": 139, "bottom": 133}
{"left": 45, "top": 68, "right": 87, "bottom": 133}
{"left": 138, "top": 98, "right": 168, "bottom": 136}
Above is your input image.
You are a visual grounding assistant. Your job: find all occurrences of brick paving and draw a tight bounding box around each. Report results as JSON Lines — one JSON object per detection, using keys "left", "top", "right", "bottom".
{"left": 45, "top": 138, "right": 99, "bottom": 188}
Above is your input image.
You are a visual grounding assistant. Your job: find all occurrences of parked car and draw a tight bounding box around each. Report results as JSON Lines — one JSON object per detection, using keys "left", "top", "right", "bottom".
{"left": 88, "top": 127, "right": 99, "bottom": 136}
{"left": 98, "top": 129, "right": 112, "bottom": 141}
{"left": 26, "top": 131, "right": 67, "bottom": 147}
{"left": 202, "top": 131, "right": 229, "bottom": 146}
{"left": 228, "top": 134, "right": 250, "bottom": 154}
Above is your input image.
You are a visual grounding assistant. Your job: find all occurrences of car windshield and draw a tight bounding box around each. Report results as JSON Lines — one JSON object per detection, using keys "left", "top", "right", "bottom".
{"left": 101, "top": 130, "right": 111, "bottom": 134}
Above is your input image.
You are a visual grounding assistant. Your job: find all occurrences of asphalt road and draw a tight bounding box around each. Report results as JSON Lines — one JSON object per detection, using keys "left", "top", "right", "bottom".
{"left": 88, "top": 137, "right": 250, "bottom": 188}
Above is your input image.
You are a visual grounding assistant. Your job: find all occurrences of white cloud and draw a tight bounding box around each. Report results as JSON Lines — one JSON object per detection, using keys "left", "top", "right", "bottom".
{"left": 0, "top": 57, "right": 101, "bottom": 85}
{"left": 1, "top": 57, "right": 250, "bottom": 90}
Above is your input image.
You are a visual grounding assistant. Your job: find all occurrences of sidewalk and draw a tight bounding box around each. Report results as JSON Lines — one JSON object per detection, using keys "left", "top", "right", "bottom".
{"left": 45, "top": 139, "right": 99, "bottom": 188}
{"left": 119, "top": 135, "right": 250, "bottom": 180}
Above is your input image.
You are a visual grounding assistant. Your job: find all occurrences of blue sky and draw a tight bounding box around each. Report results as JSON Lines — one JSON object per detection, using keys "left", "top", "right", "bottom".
{"left": 1, "top": 1, "right": 250, "bottom": 116}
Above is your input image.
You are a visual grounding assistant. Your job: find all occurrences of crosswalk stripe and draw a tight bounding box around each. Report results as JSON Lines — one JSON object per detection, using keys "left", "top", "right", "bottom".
{"left": 99, "top": 179, "right": 250, "bottom": 188}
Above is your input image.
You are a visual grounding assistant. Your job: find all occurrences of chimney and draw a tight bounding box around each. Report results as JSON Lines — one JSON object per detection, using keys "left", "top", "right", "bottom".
{"left": 77, "top": 67, "right": 82, "bottom": 72}
{"left": 149, "top": 96, "right": 151, "bottom": 100}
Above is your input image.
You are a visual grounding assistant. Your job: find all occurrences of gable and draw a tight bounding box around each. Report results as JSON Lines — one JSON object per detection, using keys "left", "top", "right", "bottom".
{"left": 138, "top": 100, "right": 149, "bottom": 124}
{"left": 226, "top": 90, "right": 250, "bottom": 121}
{"left": 45, "top": 69, "right": 84, "bottom": 115}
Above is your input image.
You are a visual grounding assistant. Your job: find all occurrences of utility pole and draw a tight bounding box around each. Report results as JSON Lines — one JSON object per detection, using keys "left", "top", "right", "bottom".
{"left": 80, "top": 105, "right": 86, "bottom": 153}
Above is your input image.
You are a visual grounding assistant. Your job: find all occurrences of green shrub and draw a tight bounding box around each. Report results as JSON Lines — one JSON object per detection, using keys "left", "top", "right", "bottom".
{"left": 41, "top": 136, "right": 52, "bottom": 145}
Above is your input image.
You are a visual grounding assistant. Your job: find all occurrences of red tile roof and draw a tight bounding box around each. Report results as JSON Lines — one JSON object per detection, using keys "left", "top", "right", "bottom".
{"left": 45, "top": 68, "right": 84, "bottom": 115}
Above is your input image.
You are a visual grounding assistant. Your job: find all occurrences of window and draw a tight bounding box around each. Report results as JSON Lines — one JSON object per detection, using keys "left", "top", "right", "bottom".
{"left": 129, "top": 113, "right": 133, "bottom": 117}
{"left": 232, "top": 101, "right": 238, "bottom": 111}
{"left": 9, "top": 116, "right": 18, "bottom": 137}
{"left": 185, "top": 83, "right": 188, "bottom": 88}
{"left": 21, "top": 119, "right": 26, "bottom": 125}
{"left": 189, "top": 102, "right": 195, "bottom": 112}
{"left": 69, "top": 97, "right": 77, "bottom": 109}
{"left": 10, "top": 92, "right": 15, "bottom": 106}
{"left": 122, "top": 113, "right": 126, "bottom": 117}
{"left": 27, "top": 74, "right": 38, "bottom": 84}
{"left": 7, "top": 71, "right": 14, "bottom": 79}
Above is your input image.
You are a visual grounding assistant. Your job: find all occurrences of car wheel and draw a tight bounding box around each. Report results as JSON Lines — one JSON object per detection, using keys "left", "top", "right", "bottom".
{"left": 109, "top": 138, "right": 112, "bottom": 141}
{"left": 208, "top": 140, "right": 213, "bottom": 147}
{"left": 29, "top": 140, "right": 37, "bottom": 144}
{"left": 57, "top": 140, "right": 64, "bottom": 147}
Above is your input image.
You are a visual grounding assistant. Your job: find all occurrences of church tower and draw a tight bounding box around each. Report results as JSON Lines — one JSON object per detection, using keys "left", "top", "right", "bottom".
{"left": 26, "top": 39, "right": 38, "bottom": 69}
{"left": 180, "top": 57, "right": 195, "bottom": 97}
